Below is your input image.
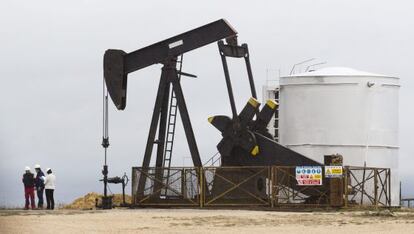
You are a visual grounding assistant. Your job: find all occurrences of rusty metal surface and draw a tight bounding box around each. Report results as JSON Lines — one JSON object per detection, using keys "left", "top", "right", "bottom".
{"left": 271, "top": 167, "right": 330, "bottom": 207}
{"left": 204, "top": 167, "right": 271, "bottom": 206}
{"left": 345, "top": 166, "right": 391, "bottom": 207}
{"left": 132, "top": 167, "right": 200, "bottom": 206}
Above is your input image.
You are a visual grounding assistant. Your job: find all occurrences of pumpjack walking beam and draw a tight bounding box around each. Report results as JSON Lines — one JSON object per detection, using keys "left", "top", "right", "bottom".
{"left": 103, "top": 19, "right": 237, "bottom": 110}
{"left": 103, "top": 19, "right": 237, "bottom": 197}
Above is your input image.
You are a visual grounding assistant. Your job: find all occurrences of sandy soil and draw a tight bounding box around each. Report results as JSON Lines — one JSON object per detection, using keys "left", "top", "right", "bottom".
{"left": 1, "top": 208, "right": 414, "bottom": 234}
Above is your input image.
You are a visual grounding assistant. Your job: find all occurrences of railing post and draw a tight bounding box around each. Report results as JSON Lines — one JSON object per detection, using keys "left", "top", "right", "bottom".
{"left": 344, "top": 166, "right": 348, "bottom": 208}
{"left": 388, "top": 169, "right": 392, "bottom": 206}
{"left": 131, "top": 168, "right": 136, "bottom": 205}
{"left": 360, "top": 166, "right": 366, "bottom": 205}
{"left": 269, "top": 166, "right": 273, "bottom": 208}
{"left": 199, "top": 167, "right": 203, "bottom": 208}
{"left": 274, "top": 167, "right": 279, "bottom": 206}
{"left": 181, "top": 168, "right": 186, "bottom": 199}
{"left": 374, "top": 169, "right": 378, "bottom": 208}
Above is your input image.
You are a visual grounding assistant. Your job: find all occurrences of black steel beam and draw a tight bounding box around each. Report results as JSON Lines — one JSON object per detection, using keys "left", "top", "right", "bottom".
{"left": 242, "top": 44, "right": 257, "bottom": 99}
{"left": 218, "top": 41, "right": 238, "bottom": 120}
{"left": 137, "top": 67, "right": 169, "bottom": 197}
{"left": 153, "top": 69, "right": 172, "bottom": 194}
{"left": 124, "top": 19, "right": 237, "bottom": 73}
{"left": 171, "top": 76, "right": 202, "bottom": 167}
{"left": 104, "top": 19, "right": 237, "bottom": 110}
{"left": 217, "top": 40, "right": 259, "bottom": 121}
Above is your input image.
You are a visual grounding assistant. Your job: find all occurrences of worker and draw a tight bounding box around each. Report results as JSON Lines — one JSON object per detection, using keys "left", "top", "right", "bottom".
{"left": 22, "top": 166, "right": 36, "bottom": 210}
{"left": 44, "top": 168, "right": 56, "bottom": 210}
{"left": 34, "top": 164, "right": 45, "bottom": 209}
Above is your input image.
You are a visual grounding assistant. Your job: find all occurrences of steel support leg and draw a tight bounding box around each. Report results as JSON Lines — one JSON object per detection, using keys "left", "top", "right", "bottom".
{"left": 218, "top": 41, "right": 238, "bottom": 119}
{"left": 242, "top": 44, "right": 257, "bottom": 99}
{"left": 171, "top": 75, "right": 208, "bottom": 194}
{"left": 137, "top": 66, "right": 169, "bottom": 198}
{"left": 153, "top": 79, "right": 172, "bottom": 194}
{"left": 171, "top": 77, "right": 202, "bottom": 167}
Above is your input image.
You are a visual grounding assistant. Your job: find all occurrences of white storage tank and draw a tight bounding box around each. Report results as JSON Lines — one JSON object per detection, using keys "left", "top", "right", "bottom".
{"left": 278, "top": 67, "right": 399, "bottom": 205}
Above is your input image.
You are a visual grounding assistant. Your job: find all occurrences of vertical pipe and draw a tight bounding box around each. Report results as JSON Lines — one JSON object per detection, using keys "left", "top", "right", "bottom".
{"left": 103, "top": 165, "right": 108, "bottom": 197}
{"left": 102, "top": 79, "right": 110, "bottom": 200}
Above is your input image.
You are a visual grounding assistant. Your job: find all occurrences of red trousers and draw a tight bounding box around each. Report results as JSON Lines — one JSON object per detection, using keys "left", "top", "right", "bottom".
{"left": 24, "top": 187, "right": 35, "bottom": 209}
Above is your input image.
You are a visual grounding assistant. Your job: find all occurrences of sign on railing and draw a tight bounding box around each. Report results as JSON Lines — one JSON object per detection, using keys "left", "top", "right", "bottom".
{"left": 325, "top": 166, "right": 343, "bottom": 178}
{"left": 295, "top": 166, "right": 323, "bottom": 185}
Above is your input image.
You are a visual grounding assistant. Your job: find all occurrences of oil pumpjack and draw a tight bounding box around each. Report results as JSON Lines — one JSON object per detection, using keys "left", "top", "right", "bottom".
{"left": 103, "top": 19, "right": 338, "bottom": 205}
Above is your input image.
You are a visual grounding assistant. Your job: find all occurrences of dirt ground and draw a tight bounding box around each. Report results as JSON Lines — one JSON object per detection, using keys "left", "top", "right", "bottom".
{"left": 1, "top": 208, "right": 414, "bottom": 234}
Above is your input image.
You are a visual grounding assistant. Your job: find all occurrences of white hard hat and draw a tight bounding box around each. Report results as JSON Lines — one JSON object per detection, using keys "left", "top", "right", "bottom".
{"left": 34, "top": 164, "right": 41, "bottom": 169}
{"left": 25, "top": 166, "right": 30, "bottom": 171}
{"left": 46, "top": 168, "right": 51, "bottom": 172}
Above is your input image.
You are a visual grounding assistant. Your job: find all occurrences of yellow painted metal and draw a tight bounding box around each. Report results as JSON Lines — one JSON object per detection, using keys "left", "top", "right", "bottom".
{"left": 248, "top": 97, "right": 260, "bottom": 108}
{"left": 266, "top": 99, "right": 278, "bottom": 109}
{"left": 251, "top": 145, "right": 259, "bottom": 156}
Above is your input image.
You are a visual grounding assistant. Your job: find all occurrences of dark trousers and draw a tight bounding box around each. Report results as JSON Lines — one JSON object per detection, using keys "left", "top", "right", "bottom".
{"left": 24, "top": 187, "right": 35, "bottom": 209}
{"left": 45, "top": 189, "right": 55, "bottom": 210}
{"left": 36, "top": 187, "right": 44, "bottom": 208}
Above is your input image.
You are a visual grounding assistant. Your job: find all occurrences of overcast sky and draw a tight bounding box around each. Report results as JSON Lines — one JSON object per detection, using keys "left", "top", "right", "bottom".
{"left": 1, "top": 0, "right": 413, "bottom": 206}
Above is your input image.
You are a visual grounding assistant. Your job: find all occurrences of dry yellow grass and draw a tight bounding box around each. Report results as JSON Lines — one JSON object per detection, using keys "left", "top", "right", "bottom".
{"left": 64, "top": 192, "right": 131, "bottom": 209}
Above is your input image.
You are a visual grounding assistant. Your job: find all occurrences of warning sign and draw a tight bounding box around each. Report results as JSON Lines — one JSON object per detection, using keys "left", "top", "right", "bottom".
{"left": 324, "top": 166, "right": 343, "bottom": 178}
{"left": 295, "top": 166, "right": 322, "bottom": 186}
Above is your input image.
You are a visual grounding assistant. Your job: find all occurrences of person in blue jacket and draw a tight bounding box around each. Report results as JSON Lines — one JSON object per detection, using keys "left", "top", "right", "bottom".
{"left": 34, "top": 164, "right": 45, "bottom": 209}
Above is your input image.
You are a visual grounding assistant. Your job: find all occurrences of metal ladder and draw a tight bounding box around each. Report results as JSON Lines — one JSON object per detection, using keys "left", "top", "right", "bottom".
{"left": 273, "top": 88, "right": 280, "bottom": 142}
{"left": 162, "top": 55, "right": 183, "bottom": 195}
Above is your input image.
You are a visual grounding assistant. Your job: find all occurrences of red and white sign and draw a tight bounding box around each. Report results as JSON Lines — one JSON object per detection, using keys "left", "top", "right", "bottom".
{"left": 296, "top": 166, "right": 322, "bottom": 186}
